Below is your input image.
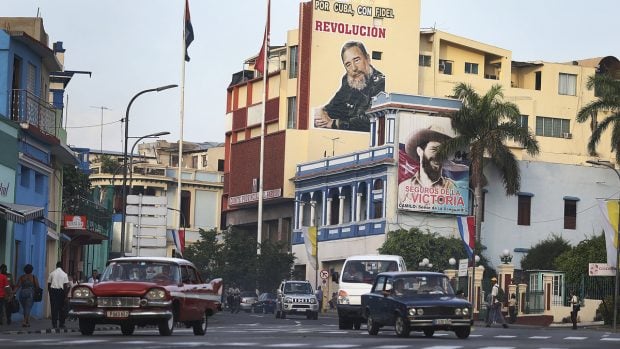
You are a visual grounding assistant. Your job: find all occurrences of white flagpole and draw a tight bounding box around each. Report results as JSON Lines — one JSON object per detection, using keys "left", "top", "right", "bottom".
{"left": 177, "top": 1, "right": 188, "bottom": 254}
{"left": 257, "top": 0, "right": 270, "bottom": 255}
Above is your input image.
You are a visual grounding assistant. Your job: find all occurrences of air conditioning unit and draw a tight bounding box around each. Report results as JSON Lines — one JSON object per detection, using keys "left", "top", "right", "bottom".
{"left": 562, "top": 132, "right": 573, "bottom": 139}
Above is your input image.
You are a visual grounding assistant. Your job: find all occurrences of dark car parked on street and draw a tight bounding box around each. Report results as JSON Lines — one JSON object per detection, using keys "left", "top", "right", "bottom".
{"left": 361, "top": 271, "right": 472, "bottom": 339}
{"left": 252, "top": 292, "right": 277, "bottom": 314}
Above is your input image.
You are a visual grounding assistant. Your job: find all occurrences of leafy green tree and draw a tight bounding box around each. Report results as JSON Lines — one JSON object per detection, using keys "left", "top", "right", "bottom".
{"left": 520, "top": 234, "right": 571, "bottom": 271}
{"left": 62, "top": 165, "right": 91, "bottom": 200}
{"left": 554, "top": 233, "right": 607, "bottom": 284}
{"left": 378, "top": 227, "right": 494, "bottom": 276}
{"left": 256, "top": 240, "right": 295, "bottom": 293}
{"left": 183, "top": 228, "right": 223, "bottom": 280}
{"left": 439, "top": 84, "right": 540, "bottom": 248}
{"left": 576, "top": 74, "right": 620, "bottom": 160}
{"left": 100, "top": 154, "right": 121, "bottom": 174}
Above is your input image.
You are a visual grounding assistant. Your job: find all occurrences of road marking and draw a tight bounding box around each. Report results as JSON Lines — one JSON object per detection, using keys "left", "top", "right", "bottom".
{"left": 493, "top": 335, "right": 517, "bottom": 339}
{"left": 14, "top": 339, "right": 57, "bottom": 343}
{"left": 265, "top": 344, "right": 309, "bottom": 347}
{"left": 118, "top": 341, "right": 157, "bottom": 344}
{"left": 219, "top": 343, "right": 259, "bottom": 346}
{"left": 319, "top": 345, "right": 360, "bottom": 348}
{"left": 563, "top": 336, "right": 587, "bottom": 340}
{"left": 420, "top": 346, "right": 463, "bottom": 349}
{"left": 479, "top": 347, "right": 515, "bottom": 349}
{"left": 529, "top": 336, "right": 552, "bottom": 339}
{"left": 374, "top": 345, "right": 413, "bottom": 349}
{"left": 601, "top": 337, "right": 620, "bottom": 341}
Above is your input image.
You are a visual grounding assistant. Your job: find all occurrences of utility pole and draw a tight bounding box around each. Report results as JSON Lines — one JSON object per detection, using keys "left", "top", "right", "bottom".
{"left": 90, "top": 106, "right": 111, "bottom": 153}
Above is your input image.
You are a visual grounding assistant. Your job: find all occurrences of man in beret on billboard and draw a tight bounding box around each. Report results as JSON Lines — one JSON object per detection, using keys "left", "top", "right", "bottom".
{"left": 403, "top": 126, "right": 456, "bottom": 190}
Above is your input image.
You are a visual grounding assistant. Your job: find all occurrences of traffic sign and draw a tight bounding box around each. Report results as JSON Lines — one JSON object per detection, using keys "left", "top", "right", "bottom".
{"left": 320, "top": 269, "right": 329, "bottom": 280}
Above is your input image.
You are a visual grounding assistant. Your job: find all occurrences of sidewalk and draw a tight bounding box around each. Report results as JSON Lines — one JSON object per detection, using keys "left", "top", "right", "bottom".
{"left": 0, "top": 316, "right": 118, "bottom": 335}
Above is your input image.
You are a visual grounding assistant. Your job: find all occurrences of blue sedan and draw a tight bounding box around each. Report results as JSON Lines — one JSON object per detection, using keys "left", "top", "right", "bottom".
{"left": 361, "top": 272, "right": 472, "bottom": 338}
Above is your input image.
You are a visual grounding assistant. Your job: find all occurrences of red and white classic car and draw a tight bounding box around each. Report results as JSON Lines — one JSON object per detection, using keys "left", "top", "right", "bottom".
{"left": 69, "top": 257, "right": 222, "bottom": 336}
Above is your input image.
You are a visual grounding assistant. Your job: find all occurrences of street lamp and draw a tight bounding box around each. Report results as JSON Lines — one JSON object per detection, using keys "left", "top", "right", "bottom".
{"left": 587, "top": 159, "right": 620, "bottom": 331}
{"left": 419, "top": 258, "right": 433, "bottom": 270}
{"left": 128, "top": 131, "right": 171, "bottom": 194}
{"left": 120, "top": 84, "right": 177, "bottom": 256}
{"left": 500, "top": 249, "right": 513, "bottom": 264}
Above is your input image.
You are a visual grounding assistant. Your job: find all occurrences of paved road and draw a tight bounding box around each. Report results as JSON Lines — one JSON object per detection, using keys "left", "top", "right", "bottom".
{"left": 0, "top": 311, "right": 619, "bottom": 348}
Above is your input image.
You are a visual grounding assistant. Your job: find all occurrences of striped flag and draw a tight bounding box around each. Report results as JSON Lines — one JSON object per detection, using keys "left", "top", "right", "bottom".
{"left": 255, "top": 0, "right": 270, "bottom": 74}
{"left": 184, "top": 0, "right": 194, "bottom": 62}
{"left": 301, "top": 226, "right": 317, "bottom": 269}
{"left": 457, "top": 216, "right": 475, "bottom": 258}
{"left": 170, "top": 228, "right": 186, "bottom": 256}
{"left": 597, "top": 199, "right": 619, "bottom": 268}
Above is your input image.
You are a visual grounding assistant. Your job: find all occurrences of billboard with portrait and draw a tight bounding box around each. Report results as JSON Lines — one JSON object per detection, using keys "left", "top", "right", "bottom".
{"left": 309, "top": 0, "right": 420, "bottom": 133}
{"left": 397, "top": 115, "right": 470, "bottom": 215}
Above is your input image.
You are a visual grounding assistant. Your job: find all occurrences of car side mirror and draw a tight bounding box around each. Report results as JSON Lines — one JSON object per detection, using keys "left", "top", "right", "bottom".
{"left": 277, "top": 289, "right": 282, "bottom": 296}
{"left": 331, "top": 271, "right": 339, "bottom": 283}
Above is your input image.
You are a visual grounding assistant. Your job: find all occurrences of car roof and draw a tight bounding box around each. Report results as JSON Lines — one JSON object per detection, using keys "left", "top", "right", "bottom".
{"left": 345, "top": 255, "right": 403, "bottom": 261}
{"left": 107, "top": 256, "right": 194, "bottom": 266}
{"left": 379, "top": 271, "right": 446, "bottom": 277}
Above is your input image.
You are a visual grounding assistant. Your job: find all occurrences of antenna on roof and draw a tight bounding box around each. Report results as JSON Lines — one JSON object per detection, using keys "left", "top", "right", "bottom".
{"left": 36, "top": 8, "right": 40, "bottom": 17}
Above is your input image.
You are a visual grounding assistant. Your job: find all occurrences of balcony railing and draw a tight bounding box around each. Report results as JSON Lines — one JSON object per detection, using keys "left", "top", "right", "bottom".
{"left": 63, "top": 196, "right": 112, "bottom": 235}
{"left": 10, "top": 89, "right": 57, "bottom": 138}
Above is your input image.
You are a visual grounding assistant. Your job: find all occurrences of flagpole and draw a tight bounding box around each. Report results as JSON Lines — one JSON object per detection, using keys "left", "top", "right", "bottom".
{"left": 257, "top": 0, "right": 270, "bottom": 255}
{"left": 176, "top": 0, "right": 190, "bottom": 256}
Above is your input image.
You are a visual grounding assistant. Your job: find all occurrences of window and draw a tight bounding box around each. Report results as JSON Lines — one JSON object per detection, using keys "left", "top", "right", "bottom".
{"left": 27, "top": 63, "right": 36, "bottom": 93}
{"left": 180, "top": 190, "right": 191, "bottom": 228}
{"left": 418, "top": 55, "right": 431, "bottom": 67}
{"left": 191, "top": 156, "right": 198, "bottom": 169}
{"left": 20, "top": 166, "right": 30, "bottom": 187}
{"left": 34, "top": 173, "right": 44, "bottom": 194}
{"left": 564, "top": 199, "right": 577, "bottom": 230}
{"left": 535, "top": 116, "right": 570, "bottom": 138}
{"left": 535, "top": 71, "right": 542, "bottom": 91}
{"left": 517, "top": 195, "right": 531, "bottom": 226}
{"left": 288, "top": 45, "right": 298, "bottom": 79}
{"left": 439, "top": 59, "right": 452, "bottom": 75}
{"left": 464, "top": 62, "right": 478, "bottom": 75}
{"left": 287, "top": 96, "right": 297, "bottom": 129}
{"left": 519, "top": 115, "right": 529, "bottom": 129}
{"left": 201, "top": 154, "right": 207, "bottom": 167}
{"left": 558, "top": 73, "right": 577, "bottom": 96}
{"left": 217, "top": 159, "right": 224, "bottom": 171}
{"left": 371, "top": 51, "right": 382, "bottom": 60}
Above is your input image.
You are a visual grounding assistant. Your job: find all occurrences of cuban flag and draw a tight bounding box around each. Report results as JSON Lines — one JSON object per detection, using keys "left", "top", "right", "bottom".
{"left": 170, "top": 228, "right": 185, "bottom": 256}
{"left": 457, "top": 216, "right": 475, "bottom": 258}
{"left": 184, "top": 0, "right": 194, "bottom": 62}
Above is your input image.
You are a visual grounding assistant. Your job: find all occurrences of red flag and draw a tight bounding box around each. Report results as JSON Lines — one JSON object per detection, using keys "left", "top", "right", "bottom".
{"left": 255, "top": 0, "right": 270, "bottom": 74}
{"left": 184, "top": 0, "right": 194, "bottom": 62}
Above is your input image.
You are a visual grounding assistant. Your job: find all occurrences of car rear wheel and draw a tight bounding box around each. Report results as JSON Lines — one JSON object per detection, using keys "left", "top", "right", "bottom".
{"left": 120, "top": 323, "right": 135, "bottom": 335}
{"left": 79, "top": 319, "right": 95, "bottom": 336}
{"left": 455, "top": 326, "right": 471, "bottom": 339}
{"left": 394, "top": 315, "right": 410, "bottom": 338}
{"left": 158, "top": 315, "right": 175, "bottom": 336}
{"left": 193, "top": 311, "right": 207, "bottom": 335}
{"left": 423, "top": 329, "right": 434, "bottom": 337}
{"left": 353, "top": 320, "right": 361, "bottom": 330}
{"left": 367, "top": 314, "right": 379, "bottom": 335}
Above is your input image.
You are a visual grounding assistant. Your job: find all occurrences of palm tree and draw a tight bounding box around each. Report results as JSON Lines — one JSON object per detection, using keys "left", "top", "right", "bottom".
{"left": 438, "top": 83, "right": 540, "bottom": 244}
{"left": 576, "top": 74, "right": 620, "bottom": 161}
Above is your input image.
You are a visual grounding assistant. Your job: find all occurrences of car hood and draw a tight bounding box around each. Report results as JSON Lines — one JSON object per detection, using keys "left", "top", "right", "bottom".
{"left": 400, "top": 296, "right": 472, "bottom": 307}
{"left": 283, "top": 293, "right": 314, "bottom": 297}
{"left": 92, "top": 281, "right": 161, "bottom": 296}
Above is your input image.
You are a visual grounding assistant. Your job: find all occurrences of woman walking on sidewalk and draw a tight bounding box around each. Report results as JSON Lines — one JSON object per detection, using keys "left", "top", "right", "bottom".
{"left": 14, "top": 264, "right": 40, "bottom": 327}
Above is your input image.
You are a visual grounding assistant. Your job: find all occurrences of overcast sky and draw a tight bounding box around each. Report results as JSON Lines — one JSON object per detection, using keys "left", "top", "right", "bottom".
{"left": 3, "top": 0, "right": 618, "bottom": 153}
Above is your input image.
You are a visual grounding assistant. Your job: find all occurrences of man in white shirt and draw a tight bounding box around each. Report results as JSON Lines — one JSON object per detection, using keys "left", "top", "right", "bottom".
{"left": 47, "top": 262, "right": 69, "bottom": 329}
{"left": 486, "top": 277, "right": 508, "bottom": 328}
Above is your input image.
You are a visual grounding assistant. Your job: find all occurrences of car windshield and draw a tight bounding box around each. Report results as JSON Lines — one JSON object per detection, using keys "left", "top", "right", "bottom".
{"left": 240, "top": 291, "right": 256, "bottom": 298}
{"left": 389, "top": 275, "right": 454, "bottom": 296}
{"left": 101, "top": 261, "right": 180, "bottom": 284}
{"left": 342, "top": 260, "right": 397, "bottom": 284}
{"left": 283, "top": 282, "right": 313, "bottom": 294}
{"left": 259, "top": 293, "right": 275, "bottom": 301}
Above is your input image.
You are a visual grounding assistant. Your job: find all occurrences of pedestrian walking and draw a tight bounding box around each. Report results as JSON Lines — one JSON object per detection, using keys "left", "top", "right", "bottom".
{"left": 486, "top": 277, "right": 508, "bottom": 328}
{"left": 47, "top": 261, "right": 69, "bottom": 329}
{"left": 13, "top": 264, "right": 40, "bottom": 327}
{"left": 508, "top": 293, "right": 517, "bottom": 324}
{"left": 0, "top": 265, "right": 8, "bottom": 326}
{"left": 0, "top": 264, "right": 13, "bottom": 325}
{"left": 569, "top": 290, "right": 580, "bottom": 329}
{"left": 315, "top": 286, "right": 324, "bottom": 312}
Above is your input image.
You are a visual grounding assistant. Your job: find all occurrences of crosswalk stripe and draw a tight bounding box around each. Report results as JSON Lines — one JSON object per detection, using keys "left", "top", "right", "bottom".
{"left": 529, "top": 336, "right": 551, "bottom": 339}
{"left": 601, "top": 337, "right": 620, "bottom": 341}
{"left": 563, "top": 336, "right": 587, "bottom": 340}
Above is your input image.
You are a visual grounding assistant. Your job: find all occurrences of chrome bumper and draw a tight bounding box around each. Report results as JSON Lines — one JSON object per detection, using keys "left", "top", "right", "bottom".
{"left": 69, "top": 308, "right": 172, "bottom": 320}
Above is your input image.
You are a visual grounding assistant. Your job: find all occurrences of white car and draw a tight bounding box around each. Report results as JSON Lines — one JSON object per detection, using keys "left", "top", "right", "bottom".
{"left": 275, "top": 280, "right": 319, "bottom": 320}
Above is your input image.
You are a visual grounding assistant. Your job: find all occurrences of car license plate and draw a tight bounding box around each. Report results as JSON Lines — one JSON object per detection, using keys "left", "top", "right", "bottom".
{"left": 106, "top": 310, "right": 129, "bottom": 318}
{"left": 433, "top": 319, "right": 451, "bottom": 325}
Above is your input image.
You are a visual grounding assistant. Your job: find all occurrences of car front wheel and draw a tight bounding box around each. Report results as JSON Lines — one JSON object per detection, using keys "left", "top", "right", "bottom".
{"left": 79, "top": 319, "right": 95, "bottom": 336}
{"left": 455, "top": 326, "right": 471, "bottom": 339}
{"left": 394, "top": 315, "right": 410, "bottom": 338}
{"left": 367, "top": 314, "right": 379, "bottom": 335}
{"left": 193, "top": 311, "right": 207, "bottom": 335}
{"left": 158, "top": 315, "right": 175, "bottom": 336}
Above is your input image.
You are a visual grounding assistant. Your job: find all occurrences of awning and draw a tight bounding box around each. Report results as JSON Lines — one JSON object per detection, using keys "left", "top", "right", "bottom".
{"left": 61, "top": 228, "right": 109, "bottom": 245}
{"left": 0, "top": 202, "right": 45, "bottom": 224}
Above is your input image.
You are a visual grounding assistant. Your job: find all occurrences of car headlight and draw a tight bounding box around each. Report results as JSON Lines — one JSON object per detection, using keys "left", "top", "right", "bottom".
{"left": 455, "top": 308, "right": 462, "bottom": 316}
{"left": 408, "top": 308, "right": 416, "bottom": 316}
{"left": 416, "top": 308, "right": 424, "bottom": 315}
{"left": 285, "top": 297, "right": 292, "bottom": 304}
{"left": 72, "top": 286, "right": 93, "bottom": 298}
{"left": 462, "top": 308, "right": 470, "bottom": 316}
{"left": 309, "top": 297, "right": 316, "bottom": 304}
{"left": 145, "top": 288, "right": 166, "bottom": 300}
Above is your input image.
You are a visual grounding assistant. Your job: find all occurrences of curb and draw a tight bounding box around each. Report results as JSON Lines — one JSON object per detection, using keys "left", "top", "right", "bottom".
{"left": 0, "top": 325, "right": 120, "bottom": 335}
